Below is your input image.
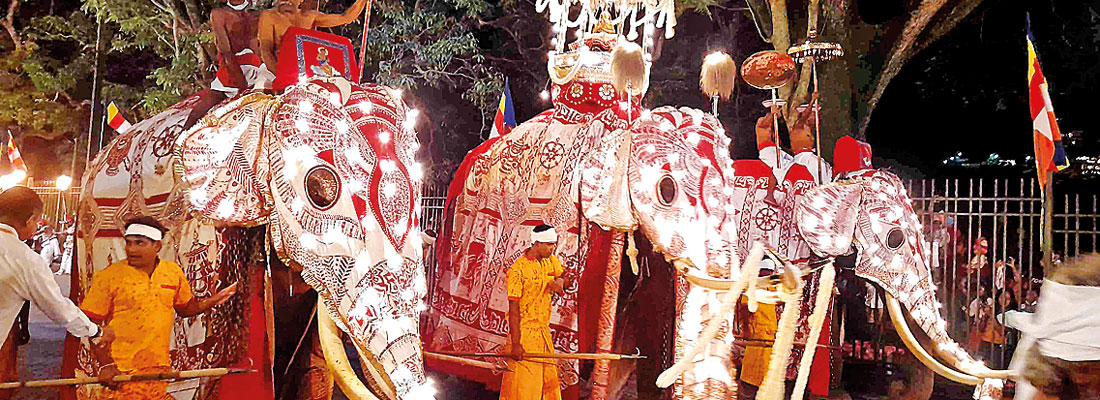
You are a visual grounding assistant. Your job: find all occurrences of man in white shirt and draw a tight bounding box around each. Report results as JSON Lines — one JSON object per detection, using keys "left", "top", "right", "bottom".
{"left": 0, "top": 186, "right": 110, "bottom": 398}
{"left": 37, "top": 225, "right": 61, "bottom": 273}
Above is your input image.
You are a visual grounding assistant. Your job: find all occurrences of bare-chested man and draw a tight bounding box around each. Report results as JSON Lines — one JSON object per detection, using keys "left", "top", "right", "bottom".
{"left": 257, "top": 0, "right": 370, "bottom": 71}
{"left": 185, "top": 0, "right": 273, "bottom": 129}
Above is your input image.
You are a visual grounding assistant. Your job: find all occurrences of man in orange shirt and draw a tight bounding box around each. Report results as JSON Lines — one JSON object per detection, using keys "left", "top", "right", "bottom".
{"left": 500, "top": 224, "right": 566, "bottom": 400}
{"left": 81, "top": 216, "right": 238, "bottom": 399}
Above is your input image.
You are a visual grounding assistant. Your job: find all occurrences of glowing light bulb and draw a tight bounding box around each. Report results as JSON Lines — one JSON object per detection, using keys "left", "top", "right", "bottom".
{"left": 55, "top": 175, "right": 72, "bottom": 191}
{"left": 540, "top": 90, "right": 550, "bottom": 101}
{"left": 188, "top": 189, "right": 211, "bottom": 210}
{"left": 217, "top": 199, "right": 235, "bottom": 219}
{"left": 334, "top": 119, "right": 349, "bottom": 134}
{"left": 291, "top": 197, "right": 305, "bottom": 214}
{"left": 299, "top": 233, "right": 319, "bottom": 250}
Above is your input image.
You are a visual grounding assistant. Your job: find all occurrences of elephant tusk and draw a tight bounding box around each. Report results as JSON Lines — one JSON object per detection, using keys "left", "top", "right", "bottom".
{"left": 317, "top": 305, "right": 393, "bottom": 400}
{"left": 673, "top": 257, "right": 812, "bottom": 292}
{"left": 884, "top": 294, "right": 985, "bottom": 386}
{"left": 884, "top": 294, "right": 1016, "bottom": 382}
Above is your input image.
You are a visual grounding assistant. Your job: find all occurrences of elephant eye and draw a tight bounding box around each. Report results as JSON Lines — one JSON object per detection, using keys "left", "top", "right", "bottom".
{"left": 658, "top": 175, "right": 677, "bottom": 205}
{"left": 305, "top": 165, "right": 341, "bottom": 210}
{"left": 886, "top": 227, "right": 905, "bottom": 250}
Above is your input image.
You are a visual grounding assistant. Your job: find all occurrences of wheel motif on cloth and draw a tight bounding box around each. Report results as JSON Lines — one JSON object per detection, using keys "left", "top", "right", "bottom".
{"left": 152, "top": 124, "right": 180, "bottom": 158}
{"left": 539, "top": 141, "right": 566, "bottom": 170}
{"left": 598, "top": 84, "right": 615, "bottom": 101}
{"left": 753, "top": 207, "right": 780, "bottom": 231}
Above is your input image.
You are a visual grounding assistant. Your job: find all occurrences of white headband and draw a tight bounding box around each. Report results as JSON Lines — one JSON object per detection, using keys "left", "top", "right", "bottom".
{"left": 531, "top": 227, "right": 558, "bottom": 243}
{"left": 125, "top": 224, "right": 164, "bottom": 241}
{"left": 227, "top": 0, "right": 249, "bottom": 10}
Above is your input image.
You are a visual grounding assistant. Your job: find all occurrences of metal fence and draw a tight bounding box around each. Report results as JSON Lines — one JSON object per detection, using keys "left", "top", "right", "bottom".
{"left": 27, "top": 182, "right": 80, "bottom": 226}
{"left": 903, "top": 177, "right": 1097, "bottom": 369}
{"left": 421, "top": 183, "right": 449, "bottom": 299}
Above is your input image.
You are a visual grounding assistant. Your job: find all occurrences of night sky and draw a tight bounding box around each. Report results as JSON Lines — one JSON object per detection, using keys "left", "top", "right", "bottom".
{"left": 868, "top": 0, "right": 1099, "bottom": 177}
{"left": 6, "top": 0, "right": 1097, "bottom": 182}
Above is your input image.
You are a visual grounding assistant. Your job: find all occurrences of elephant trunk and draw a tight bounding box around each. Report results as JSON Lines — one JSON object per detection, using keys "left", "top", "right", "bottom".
{"left": 318, "top": 307, "right": 384, "bottom": 400}
{"left": 316, "top": 295, "right": 434, "bottom": 400}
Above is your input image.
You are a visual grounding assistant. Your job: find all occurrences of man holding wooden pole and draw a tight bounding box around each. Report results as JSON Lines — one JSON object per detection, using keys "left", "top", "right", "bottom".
{"left": 79, "top": 216, "right": 238, "bottom": 399}
{"left": 500, "top": 224, "right": 567, "bottom": 400}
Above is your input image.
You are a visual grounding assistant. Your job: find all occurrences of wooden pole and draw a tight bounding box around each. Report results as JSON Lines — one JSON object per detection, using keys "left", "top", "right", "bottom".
{"left": 1042, "top": 173, "right": 1054, "bottom": 275}
{"left": 0, "top": 368, "right": 250, "bottom": 390}
{"left": 356, "top": 0, "right": 374, "bottom": 84}
{"left": 590, "top": 230, "right": 626, "bottom": 399}
{"left": 422, "top": 352, "right": 499, "bottom": 369}
{"left": 427, "top": 351, "right": 644, "bottom": 361}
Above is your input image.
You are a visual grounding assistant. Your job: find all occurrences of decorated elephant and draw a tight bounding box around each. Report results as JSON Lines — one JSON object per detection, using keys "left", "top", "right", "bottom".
{"left": 423, "top": 20, "right": 748, "bottom": 398}
{"left": 67, "top": 78, "right": 434, "bottom": 399}
{"left": 794, "top": 169, "right": 1012, "bottom": 394}
{"left": 657, "top": 169, "right": 1013, "bottom": 400}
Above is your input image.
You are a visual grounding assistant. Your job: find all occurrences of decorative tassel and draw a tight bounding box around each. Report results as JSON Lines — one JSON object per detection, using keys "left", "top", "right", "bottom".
{"left": 756, "top": 270, "right": 805, "bottom": 400}
{"left": 627, "top": 231, "right": 640, "bottom": 275}
{"left": 655, "top": 242, "right": 765, "bottom": 388}
{"left": 611, "top": 41, "right": 648, "bottom": 97}
{"left": 700, "top": 52, "right": 736, "bottom": 100}
{"left": 790, "top": 265, "right": 837, "bottom": 400}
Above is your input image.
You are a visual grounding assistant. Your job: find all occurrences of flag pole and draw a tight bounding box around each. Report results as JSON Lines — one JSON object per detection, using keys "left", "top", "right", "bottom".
{"left": 1042, "top": 172, "right": 1054, "bottom": 275}
{"left": 356, "top": 0, "right": 374, "bottom": 85}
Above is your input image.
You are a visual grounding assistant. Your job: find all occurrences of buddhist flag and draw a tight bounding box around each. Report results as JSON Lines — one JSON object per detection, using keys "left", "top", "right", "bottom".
{"left": 488, "top": 78, "right": 516, "bottom": 139}
{"left": 6, "top": 134, "right": 27, "bottom": 174}
{"left": 106, "top": 102, "right": 133, "bottom": 134}
{"left": 1027, "top": 17, "right": 1069, "bottom": 186}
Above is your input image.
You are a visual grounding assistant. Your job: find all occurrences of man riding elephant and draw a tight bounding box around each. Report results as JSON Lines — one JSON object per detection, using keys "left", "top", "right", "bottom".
{"left": 257, "top": 0, "right": 370, "bottom": 73}
{"left": 184, "top": 0, "right": 273, "bottom": 129}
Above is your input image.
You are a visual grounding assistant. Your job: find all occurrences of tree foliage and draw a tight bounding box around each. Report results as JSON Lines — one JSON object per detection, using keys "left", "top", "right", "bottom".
{"left": 0, "top": 0, "right": 1027, "bottom": 184}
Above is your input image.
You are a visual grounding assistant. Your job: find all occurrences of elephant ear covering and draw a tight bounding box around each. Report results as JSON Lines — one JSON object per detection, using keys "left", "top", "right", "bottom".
{"left": 795, "top": 180, "right": 861, "bottom": 257}
{"left": 579, "top": 125, "right": 637, "bottom": 231}
{"left": 177, "top": 92, "right": 279, "bottom": 224}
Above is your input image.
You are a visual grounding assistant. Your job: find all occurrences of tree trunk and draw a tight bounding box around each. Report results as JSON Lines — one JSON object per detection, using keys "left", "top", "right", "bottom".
{"left": 3, "top": 0, "right": 22, "bottom": 50}
{"left": 815, "top": 0, "right": 856, "bottom": 159}
{"left": 856, "top": 0, "right": 949, "bottom": 138}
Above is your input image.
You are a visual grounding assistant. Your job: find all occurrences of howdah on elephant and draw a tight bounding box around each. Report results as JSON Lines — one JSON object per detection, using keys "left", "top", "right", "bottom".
{"left": 68, "top": 78, "right": 434, "bottom": 400}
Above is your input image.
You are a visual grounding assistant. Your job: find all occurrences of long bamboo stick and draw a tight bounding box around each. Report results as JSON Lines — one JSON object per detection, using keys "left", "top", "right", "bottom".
{"left": 423, "top": 352, "right": 498, "bottom": 369}
{"left": 0, "top": 368, "right": 251, "bottom": 390}
{"left": 427, "top": 351, "right": 645, "bottom": 361}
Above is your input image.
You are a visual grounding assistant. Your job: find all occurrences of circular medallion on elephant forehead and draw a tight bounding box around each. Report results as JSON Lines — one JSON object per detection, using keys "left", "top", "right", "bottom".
{"left": 305, "top": 165, "right": 341, "bottom": 210}
{"left": 753, "top": 207, "right": 780, "bottom": 231}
